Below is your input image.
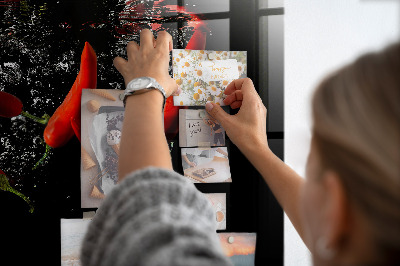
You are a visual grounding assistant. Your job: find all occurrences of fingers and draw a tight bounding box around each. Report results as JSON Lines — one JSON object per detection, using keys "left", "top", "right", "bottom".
{"left": 224, "top": 78, "right": 262, "bottom": 109}
{"left": 155, "top": 31, "right": 173, "bottom": 53}
{"left": 139, "top": 29, "right": 155, "bottom": 52}
{"left": 126, "top": 41, "right": 139, "bottom": 56}
{"left": 230, "top": 101, "right": 242, "bottom": 109}
{"left": 224, "top": 78, "right": 256, "bottom": 96}
{"left": 205, "top": 102, "right": 231, "bottom": 128}
{"left": 223, "top": 90, "right": 243, "bottom": 108}
{"left": 163, "top": 78, "right": 179, "bottom": 98}
{"left": 113, "top": 57, "right": 128, "bottom": 74}
{"left": 172, "top": 85, "right": 182, "bottom": 96}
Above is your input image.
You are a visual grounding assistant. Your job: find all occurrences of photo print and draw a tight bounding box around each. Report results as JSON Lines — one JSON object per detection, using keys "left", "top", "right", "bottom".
{"left": 181, "top": 147, "right": 231, "bottom": 183}
{"left": 218, "top": 233, "right": 257, "bottom": 266}
{"left": 81, "top": 89, "right": 183, "bottom": 208}
{"left": 61, "top": 219, "right": 92, "bottom": 266}
{"left": 205, "top": 193, "right": 227, "bottom": 230}
{"left": 172, "top": 49, "right": 247, "bottom": 106}
{"left": 179, "top": 109, "right": 225, "bottom": 147}
{"left": 80, "top": 89, "right": 124, "bottom": 208}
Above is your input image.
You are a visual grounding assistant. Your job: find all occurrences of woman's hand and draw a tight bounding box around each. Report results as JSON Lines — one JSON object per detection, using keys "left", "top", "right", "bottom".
{"left": 188, "top": 162, "right": 197, "bottom": 168}
{"left": 205, "top": 78, "right": 269, "bottom": 155}
{"left": 113, "top": 29, "right": 179, "bottom": 97}
{"left": 182, "top": 155, "right": 197, "bottom": 168}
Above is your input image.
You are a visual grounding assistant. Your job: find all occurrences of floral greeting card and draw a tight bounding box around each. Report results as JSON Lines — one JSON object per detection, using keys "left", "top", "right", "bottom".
{"left": 172, "top": 49, "right": 247, "bottom": 106}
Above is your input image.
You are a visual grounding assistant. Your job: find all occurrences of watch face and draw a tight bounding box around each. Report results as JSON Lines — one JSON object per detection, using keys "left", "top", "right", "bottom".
{"left": 130, "top": 77, "right": 151, "bottom": 90}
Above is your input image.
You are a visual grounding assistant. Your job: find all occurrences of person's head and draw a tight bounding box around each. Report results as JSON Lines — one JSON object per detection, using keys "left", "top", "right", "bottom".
{"left": 301, "top": 43, "right": 400, "bottom": 266}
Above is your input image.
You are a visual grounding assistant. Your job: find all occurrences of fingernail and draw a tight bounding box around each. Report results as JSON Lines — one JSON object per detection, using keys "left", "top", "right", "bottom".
{"left": 177, "top": 86, "right": 182, "bottom": 95}
{"left": 206, "top": 101, "right": 214, "bottom": 112}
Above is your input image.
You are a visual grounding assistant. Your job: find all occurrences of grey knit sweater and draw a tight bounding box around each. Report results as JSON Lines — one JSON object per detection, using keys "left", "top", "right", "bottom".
{"left": 81, "top": 167, "right": 232, "bottom": 266}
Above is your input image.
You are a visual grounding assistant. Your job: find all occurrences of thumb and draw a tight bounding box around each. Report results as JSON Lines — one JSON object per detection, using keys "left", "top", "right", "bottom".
{"left": 205, "top": 102, "right": 231, "bottom": 128}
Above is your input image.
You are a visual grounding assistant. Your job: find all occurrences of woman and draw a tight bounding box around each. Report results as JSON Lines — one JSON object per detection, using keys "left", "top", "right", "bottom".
{"left": 203, "top": 117, "right": 225, "bottom": 146}
{"left": 81, "top": 29, "right": 400, "bottom": 266}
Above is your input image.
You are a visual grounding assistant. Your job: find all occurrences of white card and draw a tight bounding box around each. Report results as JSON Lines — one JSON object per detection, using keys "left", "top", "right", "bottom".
{"left": 199, "top": 59, "right": 239, "bottom": 82}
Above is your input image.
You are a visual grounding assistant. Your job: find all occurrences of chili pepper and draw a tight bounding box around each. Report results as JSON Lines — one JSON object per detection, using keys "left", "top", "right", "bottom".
{"left": 70, "top": 116, "right": 81, "bottom": 142}
{"left": 163, "top": 95, "right": 180, "bottom": 139}
{"left": 0, "top": 169, "right": 34, "bottom": 213}
{"left": 185, "top": 22, "right": 207, "bottom": 50}
{"left": 43, "top": 42, "right": 97, "bottom": 148}
{"left": 0, "top": 91, "right": 50, "bottom": 124}
{"left": 0, "top": 91, "right": 23, "bottom": 118}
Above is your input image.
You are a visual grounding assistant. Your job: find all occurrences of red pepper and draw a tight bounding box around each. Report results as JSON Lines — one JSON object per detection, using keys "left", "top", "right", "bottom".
{"left": 0, "top": 91, "right": 50, "bottom": 124}
{"left": 163, "top": 95, "right": 180, "bottom": 139}
{"left": 0, "top": 91, "right": 23, "bottom": 118}
{"left": 185, "top": 22, "right": 207, "bottom": 50}
{"left": 44, "top": 42, "right": 97, "bottom": 148}
{"left": 70, "top": 116, "right": 81, "bottom": 143}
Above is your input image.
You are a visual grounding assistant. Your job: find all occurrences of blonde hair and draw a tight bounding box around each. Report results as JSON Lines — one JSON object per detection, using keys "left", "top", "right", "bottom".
{"left": 311, "top": 43, "right": 400, "bottom": 264}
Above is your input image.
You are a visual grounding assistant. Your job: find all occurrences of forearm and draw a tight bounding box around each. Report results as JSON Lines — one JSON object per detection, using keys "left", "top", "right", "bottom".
{"left": 241, "top": 142, "right": 306, "bottom": 241}
{"left": 182, "top": 155, "right": 191, "bottom": 164}
{"left": 216, "top": 148, "right": 228, "bottom": 157}
{"left": 118, "top": 90, "right": 172, "bottom": 181}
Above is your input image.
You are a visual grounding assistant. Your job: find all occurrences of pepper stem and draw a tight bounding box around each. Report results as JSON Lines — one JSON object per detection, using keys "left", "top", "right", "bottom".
{"left": 21, "top": 110, "right": 50, "bottom": 125}
{"left": 33, "top": 142, "right": 52, "bottom": 170}
{"left": 0, "top": 174, "right": 34, "bottom": 213}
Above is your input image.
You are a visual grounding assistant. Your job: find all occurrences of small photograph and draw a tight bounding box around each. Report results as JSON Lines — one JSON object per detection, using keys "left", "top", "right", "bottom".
{"left": 179, "top": 109, "right": 225, "bottom": 147}
{"left": 181, "top": 147, "right": 231, "bottom": 183}
{"left": 80, "top": 89, "right": 125, "bottom": 208}
{"left": 218, "top": 233, "right": 257, "bottom": 266}
{"left": 172, "top": 49, "right": 247, "bottom": 106}
{"left": 205, "top": 193, "right": 227, "bottom": 230}
{"left": 61, "top": 218, "right": 92, "bottom": 266}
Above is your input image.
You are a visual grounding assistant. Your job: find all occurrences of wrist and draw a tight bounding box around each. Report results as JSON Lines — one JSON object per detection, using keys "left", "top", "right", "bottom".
{"left": 125, "top": 90, "right": 164, "bottom": 111}
{"left": 240, "top": 135, "right": 271, "bottom": 159}
{"left": 123, "top": 76, "right": 166, "bottom": 110}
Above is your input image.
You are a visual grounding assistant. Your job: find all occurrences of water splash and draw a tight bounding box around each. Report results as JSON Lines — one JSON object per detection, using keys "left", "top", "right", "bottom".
{"left": 0, "top": 0, "right": 207, "bottom": 212}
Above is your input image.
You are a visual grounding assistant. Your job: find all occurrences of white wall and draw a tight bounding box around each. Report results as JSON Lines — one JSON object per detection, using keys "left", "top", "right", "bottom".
{"left": 284, "top": 1, "right": 399, "bottom": 265}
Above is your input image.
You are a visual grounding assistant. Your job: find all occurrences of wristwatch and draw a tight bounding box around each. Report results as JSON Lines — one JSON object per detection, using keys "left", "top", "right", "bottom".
{"left": 120, "top": 76, "right": 166, "bottom": 111}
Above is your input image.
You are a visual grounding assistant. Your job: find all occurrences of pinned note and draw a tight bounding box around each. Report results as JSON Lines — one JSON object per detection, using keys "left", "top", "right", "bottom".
{"left": 199, "top": 59, "right": 239, "bottom": 82}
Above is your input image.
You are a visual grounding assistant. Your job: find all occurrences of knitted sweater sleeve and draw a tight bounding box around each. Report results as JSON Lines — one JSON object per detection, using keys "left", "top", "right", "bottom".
{"left": 80, "top": 167, "right": 232, "bottom": 266}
